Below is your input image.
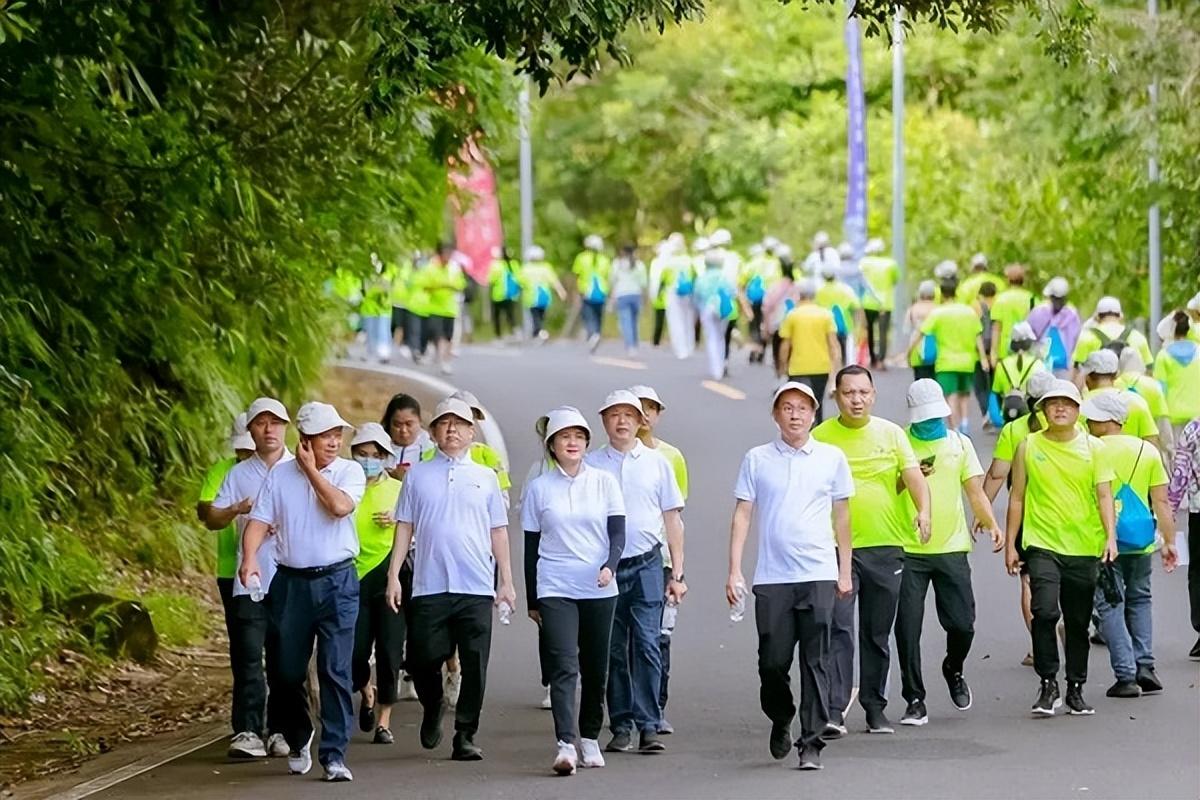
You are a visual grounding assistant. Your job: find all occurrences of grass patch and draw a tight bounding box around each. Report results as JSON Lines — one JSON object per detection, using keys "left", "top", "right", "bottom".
{"left": 140, "top": 592, "right": 213, "bottom": 649}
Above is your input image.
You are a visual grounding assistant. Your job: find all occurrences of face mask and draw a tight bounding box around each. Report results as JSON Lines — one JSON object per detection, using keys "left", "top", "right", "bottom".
{"left": 355, "top": 455, "right": 384, "bottom": 478}
{"left": 910, "top": 418, "right": 948, "bottom": 441}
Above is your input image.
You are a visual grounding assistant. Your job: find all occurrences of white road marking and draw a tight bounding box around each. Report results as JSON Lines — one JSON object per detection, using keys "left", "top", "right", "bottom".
{"left": 591, "top": 356, "right": 648, "bottom": 370}
{"left": 701, "top": 380, "right": 746, "bottom": 400}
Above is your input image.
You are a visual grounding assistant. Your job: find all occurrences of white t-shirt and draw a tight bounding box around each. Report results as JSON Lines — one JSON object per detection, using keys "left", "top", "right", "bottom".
{"left": 521, "top": 463, "right": 624, "bottom": 601}
{"left": 248, "top": 457, "right": 366, "bottom": 569}
{"left": 803, "top": 247, "right": 842, "bottom": 278}
{"left": 585, "top": 440, "right": 684, "bottom": 558}
{"left": 610, "top": 257, "right": 648, "bottom": 298}
{"left": 519, "top": 457, "right": 554, "bottom": 508}
{"left": 384, "top": 430, "right": 433, "bottom": 471}
{"left": 395, "top": 449, "right": 509, "bottom": 598}
{"left": 734, "top": 437, "right": 855, "bottom": 585}
{"left": 214, "top": 450, "right": 295, "bottom": 596}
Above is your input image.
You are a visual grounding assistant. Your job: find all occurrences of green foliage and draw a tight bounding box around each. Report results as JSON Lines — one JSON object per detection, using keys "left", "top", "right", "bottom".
{"left": 140, "top": 592, "right": 212, "bottom": 648}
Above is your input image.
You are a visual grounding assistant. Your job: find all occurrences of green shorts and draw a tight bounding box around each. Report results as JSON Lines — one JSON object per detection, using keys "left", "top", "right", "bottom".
{"left": 935, "top": 370, "right": 973, "bottom": 396}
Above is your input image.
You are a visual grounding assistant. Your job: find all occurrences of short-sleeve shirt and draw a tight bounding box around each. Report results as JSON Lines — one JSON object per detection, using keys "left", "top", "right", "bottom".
{"left": 1072, "top": 321, "right": 1154, "bottom": 369}
{"left": 1101, "top": 434, "right": 1167, "bottom": 555}
{"left": 354, "top": 476, "right": 403, "bottom": 578}
{"left": 248, "top": 457, "right": 365, "bottom": 570}
{"left": 779, "top": 303, "right": 837, "bottom": 376}
{"left": 215, "top": 451, "right": 296, "bottom": 595}
{"left": 994, "top": 412, "right": 1045, "bottom": 462}
{"left": 1084, "top": 387, "right": 1157, "bottom": 440}
{"left": 992, "top": 354, "right": 1046, "bottom": 396}
{"left": 421, "top": 441, "right": 511, "bottom": 492}
{"left": 734, "top": 438, "right": 854, "bottom": 584}
{"left": 921, "top": 302, "right": 982, "bottom": 373}
{"left": 1116, "top": 373, "right": 1168, "bottom": 420}
{"left": 654, "top": 439, "right": 689, "bottom": 500}
{"left": 1021, "top": 431, "right": 1114, "bottom": 557}
{"left": 812, "top": 416, "right": 919, "bottom": 548}
{"left": 585, "top": 441, "right": 684, "bottom": 559}
{"left": 903, "top": 431, "right": 984, "bottom": 554}
{"left": 991, "top": 287, "right": 1035, "bottom": 355}
{"left": 200, "top": 457, "right": 238, "bottom": 579}
{"left": 395, "top": 450, "right": 508, "bottom": 598}
{"left": 521, "top": 463, "right": 624, "bottom": 601}
{"left": 384, "top": 430, "right": 433, "bottom": 472}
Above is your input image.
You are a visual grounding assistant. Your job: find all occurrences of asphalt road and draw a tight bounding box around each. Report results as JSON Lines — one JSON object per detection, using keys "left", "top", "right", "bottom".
{"left": 91, "top": 339, "right": 1200, "bottom": 800}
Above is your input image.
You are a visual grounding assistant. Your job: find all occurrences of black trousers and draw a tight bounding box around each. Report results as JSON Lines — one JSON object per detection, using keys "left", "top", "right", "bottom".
{"left": 894, "top": 552, "right": 976, "bottom": 703}
{"left": 658, "top": 566, "right": 673, "bottom": 713}
{"left": 864, "top": 309, "right": 891, "bottom": 365}
{"left": 836, "top": 333, "right": 848, "bottom": 365}
{"left": 217, "top": 577, "right": 284, "bottom": 737}
{"left": 492, "top": 299, "right": 517, "bottom": 338}
{"left": 830, "top": 546, "right": 905, "bottom": 714}
{"left": 789, "top": 374, "right": 828, "bottom": 425}
{"left": 351, "top": 556, "right": 409, "bottom": 704}
{"left": 913, "top": 364, "right": 935, "bottom": 382}
{"left": 1026, "top": 547, "right": 1099, "bottom": 683}
{"left": 724, "top": 319, "right": 735, "bottom": 360}
{"left": 408, "top": 593, "right": 493, "bottom": 735}
{"left": 755, "top": 581, "right": 836, "bottom": 752}
{"left": 530, "top": 306, "right": 547, "bottom": 337}
{"left": 973, "top": 363, "right": 993, "bottom": 416}
{"left": 541, "top": 596, "right": 618, "bottom": 743}
{"left": 1190, "top": 513, "right": 1200, "bottom": 634}
{"left": 652, "top": 307, "right": 666, "bottom": 346}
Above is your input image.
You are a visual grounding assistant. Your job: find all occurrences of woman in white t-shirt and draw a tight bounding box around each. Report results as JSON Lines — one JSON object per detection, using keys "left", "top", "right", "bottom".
{"left": 609, "top": 244, "right": 649, "bottom": 355}
{"left": 522, "top": 406, "right": 626, "bottom": 776}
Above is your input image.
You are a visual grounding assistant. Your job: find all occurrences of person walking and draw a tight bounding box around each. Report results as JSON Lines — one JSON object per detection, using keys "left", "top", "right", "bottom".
{"left": 487, "top": 247, "right": 524, "bottom": 340}
{"left": 361, "top": 253, "right": 395, "bottom": 362}
{"left": 815, "top": 265, "right": 861, "bottom": 366}
{"left": 761, "top": 258, "right": 797, "bottom": 375}
{"left": 522, "top": 406, "right": 625, "bottom": 775}
{"left": 386, "top": 396, "right": 516, "bottom": 761}
{"left": 812, "top": 366, "right": 931, "bottom": 735}
{"left": 802, "top": 231, "right": 841, "bottom": 278}
{"left": 411, "top": 244, "right": 467, "bottom": 375}
{"left": 956, "top": 253, "right": 1006, "bottom": 305}
{"left": 610, "top": 244, "right": 648, "bottom": 356}
{"left": 694, "top": 249, "right": 739, "bottom": 380}
{"left": 1117, "top": 348, "right": 1174, "bottom": 463}
{"left": 1004, "top": 381, "right": 1117, "bottom": 717}
{"left": 911, "top": 277, "right": 986, "bottom": 435}
{"left": 1156, "top": 312, "right": 1200, "bottom": 433}
{"left": 727, "top": 381, "right": 853, "bottom": 771}
{"left": 382, "top": 393, "right": 433, "bottom": 483}
{"left": 989, "top": 263, "right": 1035, "bottom": 365}
{"left": 1080, "top": 349, "right": 1160, "bottom": 449}
{"left": 1080, "top": 392, "right": 1177, "bottom": 698}
{"left": 586, "top": 390, "right": 686, "bottom": 754}
{"left": 905, "top": 280, "right": 938, "bottom": 380}
{"left": 991, "top": 322, "right": 1047, "bottom": 425}
{"left": 1072, "top": 296, "right": 1154, "bottom": 372}
{"left": 521, "top": 245, "right": 567, "bottom": 342}
{"left": 972, "top": 281, "right": 999, "bottom": 428}
{"left": 661, "top": 234, "right": 697, "bottom": 360}
{"left": 1167, "top": 415, "right": 1200, "bottom": 660}
{"left": 239, "top": 402, "right": 365, "bottom": 781}
{"left": 777, "top": 279, "right": 840, "bottom": 425}
{"left": 895, "top": 380, "right": 1003, "bottom": 727}
{"left": 573, "top": 235, "right": 612, "bottom": 352}
{"left": 859, "top": 238, "right": 899, "bottom": 369}
{"left": 1026, "top": 276, "right": 1081, "bottom": 376}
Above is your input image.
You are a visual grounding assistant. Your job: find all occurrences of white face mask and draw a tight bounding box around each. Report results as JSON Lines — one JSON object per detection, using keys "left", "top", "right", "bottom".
{"left": 354, "top": 455, "right": 385, "bottom": 478}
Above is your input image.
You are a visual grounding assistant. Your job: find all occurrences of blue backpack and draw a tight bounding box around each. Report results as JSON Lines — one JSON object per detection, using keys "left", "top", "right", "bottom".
{"left": 675, "top": 269, "right": 694, "bottom": 297}
{"left": 1115, "top": 444, "right": 1156, "bottom": 552}
{"left": 1045, "top": 326, "right": 1068, "bottom": 371}
{"left": 831, "top": 305, "right": 848, "bottom": 337}
{"left": 921, "top": 334, "right": 938, "bottom": 366}
{"left": 533, "top": 285, "right": 551, "bottom": 310}
{"left": 586, "top": 274, "right": 607, "bottom": 305}
{"left": 503, "top": 270, "right": 522, "bottom": 302}
{"left": 745, "top": 275, "right": 765, "bottom": 304}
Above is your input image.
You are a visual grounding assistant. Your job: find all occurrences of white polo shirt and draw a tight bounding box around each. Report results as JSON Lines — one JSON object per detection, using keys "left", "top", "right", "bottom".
{"left": 585, "top": 440, "right": 684, "bottom": 559}
{"left": 214, "top": 450, "right": 295, "bottom": 596}
{"left": 395, "top": 449, "right": 508, "bottom": 598}
{"left": 734, "top": 437, "right": 855, "bottom": 585}
{"left": 521, "top": 463, "right": 624, "bottom": 601}
{"left": 248, "top": 457, "right": 366, "bottom": 569}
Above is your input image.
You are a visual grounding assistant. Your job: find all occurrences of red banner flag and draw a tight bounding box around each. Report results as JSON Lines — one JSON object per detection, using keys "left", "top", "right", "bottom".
{"left": 450, "top": 140, "right": 504, "bottom": 285}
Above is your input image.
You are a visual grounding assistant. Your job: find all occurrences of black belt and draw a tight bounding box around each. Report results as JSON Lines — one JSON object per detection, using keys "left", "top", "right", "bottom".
{"left": 618, "top": 543, "right": 661, "bottom": 568}
{"left": 276, "top": 558, "right": 354, "bottom": 579}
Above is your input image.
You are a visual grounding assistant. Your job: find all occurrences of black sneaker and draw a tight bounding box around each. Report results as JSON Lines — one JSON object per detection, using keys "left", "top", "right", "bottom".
{"left": 1105, "top": 680, "right": 1140, "bottom": 698}
{"left": 1031, "top": 678, "right": 1061, "bottom": 716}
{"left": 769, "top": 721, "right": 792, "bottom": 760}
{"left": 373, "top": 726, "right": 394, "bottom": 744}
{"left": 864, "top": 708, "right": 894, "bottom": 734}
{"left": 1064, "top": 681, "right": 1094, "bottom": 715}
{"left": 638, "top": 731, "right": 666, "bottom": 753}
{"left": 605, "top": 731, "right": 636, "bottom": 753}
{"left": 797, "top": 745, "right": 823, "bottom": 771}
{"left": 451, "top": 731, "right": 484, "bottom": 761}
{"left": 945, "top": 670, "right": 973, "bottom": 711}
{"left": 1190, "top": 637, "right": 1200, "bottom": 660}
{"left": 821, "top": 711, "right": 847, "bottom": 740}
{"left": 900, "top": 699, "right": 928, "bottom": 726}
{"left": 1135, "top": 665, "right": 1163, "bottom": 694}
{"left": 419, "top": 703, "right": 445, "bottom": 750}
{"left": 358, "top": 698, "right": 375, "bottom": 733}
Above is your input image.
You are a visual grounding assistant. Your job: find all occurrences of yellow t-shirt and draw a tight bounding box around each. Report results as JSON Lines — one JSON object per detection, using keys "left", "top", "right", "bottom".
{"left": 812, "top": 416, "right": 919, "bottom": 548}
{"left": 904, "top": 431, "right": 983, "bottom": 554}
{"left": 1084, "top": 387, "right": 1157, "bottom": 440}
{"left": 1021, "top": 431, "right": 1114, "bottom": 557}
{"left": 779, "top": 303, "right": 837, "bottom": 376}
{"left": 921, "top": 302, "right": 982, "bottom": 373}
{"left": 1100, "top": 434, "right": 1167, "bottom": 555}
{"left": 354, "top": 476, "right": 404, "bottom": 578}
{"left": 654, "top": 438, "right": 689, "bottom": 500}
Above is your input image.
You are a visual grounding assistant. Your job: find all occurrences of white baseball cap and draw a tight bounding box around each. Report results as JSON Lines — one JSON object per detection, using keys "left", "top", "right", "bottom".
{"left": 776, "top": 244, "right": 793, "bottom": 260}
{"left": 762, "top": 236, "right": 781, "bottom": 251}
{"left": 795, "top": 278, "right": 817, "bottom": 298}
{"left": 865, "top": 237, "right": 885, "bottom": 255}
{"left": 906, "top": 379, "right": 952, "bottom": 423}
{"left": 917, "top": 280, "right": 937, "bottom": 300}
{"left": 628, "top": 384, "right": 665, "bottom": 411}
{"left": 693, "top": 236, "right": 711, "bottom": 252}
{"left": 584, "top": 234, "right": 604, "bottom": 251}
{"left": 1037, "top": 380, "right": 1083, "bottom": 407}
{"left": 598, "top": 389, "right": 646, "bottom": 419}
{"left": 543, "top": 406, "right": 591, "bottom": 443}
{"left": 933, "top": 260, "right": 959, "bottom": 280}
{"left": 525, "top": 244, "right": 545, "bottom": 261}
{"left": 229, "top": 412, "right": 254, "bottom": 451}
{"left": 246, "top": 397, "right": 290, "bottom": 424}
{"left": 450, "top": 389, "right": 485, "bottom": 420}
{"left": 1095, "top": 296, "right": 1122, "bottom": 316}
{"left": 350, "top": 421, "right": 396, "bottom": 456}
{"left": 296, "top": 401, "right": 352, "bottom": 435}
{"left": 430, "top": 397, "right": 475, "bottom": 425}
{"left": 1043, "top": 277, "right": 1070, "bottom": 298}
{"left": 1026, "top": 369, "right": 1057, "bottom": 401}
{"left": 748, "top": 243, "right": 765, "bottom": 258}
{"left": 710, "top": 229, "right": 732, "bottom": 247}
{"left": 837, "top": 242, "right": 854, "bottom": 259}
{"left": 970, "top": 252, "right": 988, "bottom": 269}
{"left": 772, "top": 381, "right": 818, "bottom": 409}
{"left": 1010, "top": 321, "right": 1037, "bottom": 342}
{"left": 813, "top": 231, "right": 831, "bottom": 248}
{"left": 1081, "top": 391, "right": 1129, "bottom": 425}
{"left": 1081, "top": 349, "right": 1119, "bottom": 376}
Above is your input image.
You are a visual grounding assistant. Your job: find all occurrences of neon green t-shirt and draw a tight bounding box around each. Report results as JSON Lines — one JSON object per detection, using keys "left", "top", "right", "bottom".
{"left": 1021, "top": 431, "right": 1114, "bottom": 557}
{"left": 572, "top": 251, "right": 612, "bottom": 299}
{"left": 921, "top": 302, "right": 982, "bottom": 373}
{"left": 904, "top": 431, "right": 983, "bottom": 554}
{"left": 653, "top": 438, "right": 689, "bottom": 500}
{"left": 860, "top": 256, "right": 899, "bottom": 312}
{"left": 991, "top": 287, "right": 1035, "bottom": 356}
{"left": 812, "top": 416, "right": 919, "bottom": 548}
{"left": 957, "top": 272, "right": 1007, "bottom": 305}
{"left": 200, "top": 457, "right": 239, "bottom": 579}
{"left": 354, "top": 476, "right": 404, "bottom": 578}
{"left": 1072, "top": 321, "right": 1154, "bottom": 369}
{"left": 994, "top": 411, "right": 1045, "bottom": 462}
{"left": 390, "top": 261, "right": 413, "bottom": 308}
{"left": 1116, "top": 373, "right": 1168, "bottom": 420}
{"left": 521, "top": 261, "right": 558, "bottom": 309}
{"left": 422, "top": 442, "right": 510, "bottom": 491}
{"left": 815, "top": 280, "right": 860, "bottom": 327}
{"left": 412, "top": 260, "right": 466, "bottom": 318}
{"left": 489, "top": 258, "right": 523, "bottom": 303}
{"left": 992, "top": 354, "right": 1045, "bottom": 396}
{"left": 1156, "top": 343, "right": 1200, "bottom": 424}
{"left": 1100, "top": 434, "right": 1167, "bottom": 555}
{"left": 1084, "top": 387, "right": 1157, "bottom": 440}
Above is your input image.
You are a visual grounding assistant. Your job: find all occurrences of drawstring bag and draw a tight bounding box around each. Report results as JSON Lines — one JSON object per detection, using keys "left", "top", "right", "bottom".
{"left": 921, "top": 333, "right": 938, "bottom": 366}
{"left": 504, "top": 269, "right": 522, "bottom": 302}
{"left": 675, "top": 270, "right": 694, "bottom": 297}
{"left": 1115, "top": 444, "right": 1155, "bottom": 553}
{"left": 716, "top": 285, "right": 736, "bottom": 320}
{"left": 586, "top": 274, "right": 607, "bottom": 305}
{"left": 1045, "top": 326, "right": 1068, "bottom": 371}
{"left": 746, "top": 275, "right": 765, "bottom": 304}
{"left": 533, "top": 285, "right": 551, "bottom": 310}
{"left": 831, "top": 305, "right": 849, "bottom": 337}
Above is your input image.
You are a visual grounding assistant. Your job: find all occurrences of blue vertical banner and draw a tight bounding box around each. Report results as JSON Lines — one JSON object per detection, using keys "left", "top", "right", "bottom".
{"left": 843, "top": 5, "right": 868, "bottom": 283}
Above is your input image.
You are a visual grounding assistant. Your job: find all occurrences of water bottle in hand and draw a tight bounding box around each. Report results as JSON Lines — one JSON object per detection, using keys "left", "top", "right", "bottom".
{"left": 498, "top": 601, "right": 513, "bottom": 625}
{"left": 247, "top": 574, "right": 265, "bottom": 603}
{"left": 661, "top": 601, "right": 678, "bottom": 636}
{"left": 729, "top": 581, "right": 747, "bottom": 623}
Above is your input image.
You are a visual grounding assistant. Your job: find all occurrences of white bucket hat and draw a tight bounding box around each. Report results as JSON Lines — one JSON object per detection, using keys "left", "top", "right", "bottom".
{"left": 1080, "top": 349, "right": 1119, "bottom": 376}
{"left": 1043, "top": 277, "right": 1070, "bottom": 298}
{"left": 628, "top": 384, "right": 665, "bottom": 411}
{"left": 1081, "top": 392, "right": 1129, "bottom": 425}
{"left": 970, "top": 252, "right": 988, "bottom": 270}
{"left": 710, "top": 228, "right": 732, "bottom": 247}
{"left": 907, "top": 379, "right": 952, "bottom": 423}
{"left": 430, "top": 396, "right": 475, "bottom": 425}
{"left": 246, "top": 397, "right": 290, "bottom": 424}
{"left": 229, "top": 412, "right": 254, "bottom": 451}
{"left": 543, "top": 406, "right": 591, "bottom": 443}
{"left": 296, "top": 401, "right": 353, "bottom": 435}
{"left": 772, "top": 381, "right": 818, "bottom": 409}
{"left": 1095, "top": 296, "right": 1122, "bottom": 316}
{"left": 584, "top": 234, "right": 604, "bottom": 251}
{"left": 598, "top": 389, "right": 645, "bottom": 420}
{"left": 1037, "top": 380, "right": 1083, "bottom": 408}
{"left": 865, "top": 237, "right": 885, "bottom": 255}
{"left": 1010, "top": 321, "right": 1036, "bottom": 342}
{"left": 1026, "top": 369, "right": 1057, "bottom": 401}
{"left": 350, "top": 422, "right": 396, "bottom": 456}
{"left": 450, "top": 389, "right": 485, "bottom": 420}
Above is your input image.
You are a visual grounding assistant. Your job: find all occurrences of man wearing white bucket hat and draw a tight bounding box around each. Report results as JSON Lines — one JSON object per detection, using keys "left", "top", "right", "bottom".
{"left": 727, "top": 381, "right": 854, "bottom": 771}
{"left": 386, "top": 396, "right": 515, "bottom": 762}
{"left": 239, "top": 401, "right": 364, "bottom": 781}
{"left": 1072, "top": 296, "right": 1154, "bottom": 371}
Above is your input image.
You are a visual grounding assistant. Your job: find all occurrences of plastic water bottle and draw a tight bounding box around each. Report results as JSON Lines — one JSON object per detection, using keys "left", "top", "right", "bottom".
{"left": 498, "top": 601, "right": 513, "bottom": 625}
{"left": 247, "top": 574, "right": 265, "bottom": 603}
{"left": 661, "top": 601, "right": 678, "bottom": 636}
{"left": 729, "top": 581, "right": 747, "bottom": 623}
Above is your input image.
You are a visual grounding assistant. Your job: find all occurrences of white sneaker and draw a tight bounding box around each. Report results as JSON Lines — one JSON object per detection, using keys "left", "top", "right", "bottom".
{"left": 444, "top": 671, "right": 462, "bottom": 708}
{"left": 578, "top": 738, "right": 605, "bottom": 768}
{"left": 439, "top": 362, "right": 455, "bottom": 376}
{"left": 266, "top": 733, "right": 289, "bottom": 758}
{"left": 287, "top": 732, "right": 314, "bottom": 775}
{"left": 553, "top": 741, "right": 578, "bottom": 776}
{"left": 540, "top": 685, "right": 553, "bottom": 710}
{"left": 399, "top": 674, "right": 419, "bottom": 702}
{"left": 228, "top": 731, "right": 266, "bottom": 759}
{"left": 322, "top": 760, "right": 354, "bottom": 782}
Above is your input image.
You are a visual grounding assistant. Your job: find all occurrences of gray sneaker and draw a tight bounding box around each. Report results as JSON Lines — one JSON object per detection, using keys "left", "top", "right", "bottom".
{"left": 228, "top": 731, "right": 266, "bottom": 759}
{"left": 266, "top": 733, "right": 289, "bottom": 758}
{"left": 287, "top": 732, "right": 314, "bottom": 775}
{"left": 322, "top": 760, "right": 353, "bottom": 782}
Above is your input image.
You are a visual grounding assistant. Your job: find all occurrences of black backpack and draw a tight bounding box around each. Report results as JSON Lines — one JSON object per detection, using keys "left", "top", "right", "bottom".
{"left": 998, "top": 357, "right": 1036, "bottom": 423}
{"left": 1094, "top": 324, "right": 1134, "bottom": 356}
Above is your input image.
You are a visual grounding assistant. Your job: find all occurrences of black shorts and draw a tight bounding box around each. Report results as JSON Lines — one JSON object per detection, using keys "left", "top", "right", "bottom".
{"left": 391, "top": 306, "right": 408, "bottom": 334}
{"left": 1015, "top": 523, "right": 1029, "bottom": 575}
{"left": 425, "top": 314, "right": 455, "bottom": 343}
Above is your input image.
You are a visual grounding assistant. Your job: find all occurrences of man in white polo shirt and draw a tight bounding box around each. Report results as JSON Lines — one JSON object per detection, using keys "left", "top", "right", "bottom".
{"left": 385, "top": 396, "right": 515, "bottom": 762}
{"left": 727, "top": 382, "right": 854, "bottom": 771}
{"left": 207, "top": 398, "right": 294, "bottom": 760}
{"left": 239, "top": 402, "right": 365, "bottom": 783}
{"left": 586, "top": 390, "right": 686, "bottom": 755}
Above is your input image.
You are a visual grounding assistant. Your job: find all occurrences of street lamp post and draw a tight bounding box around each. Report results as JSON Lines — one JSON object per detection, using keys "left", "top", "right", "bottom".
{"left": 1147, "top": 0, "right": 1162, "bottom": 343}
{"left": 892, "top": 8, "right": 907, "bottom": 315}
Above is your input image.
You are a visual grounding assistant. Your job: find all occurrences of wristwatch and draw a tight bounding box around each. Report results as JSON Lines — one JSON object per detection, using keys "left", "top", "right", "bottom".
{"left": 671, "top": 573, "right": 685, "bottom": 583}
